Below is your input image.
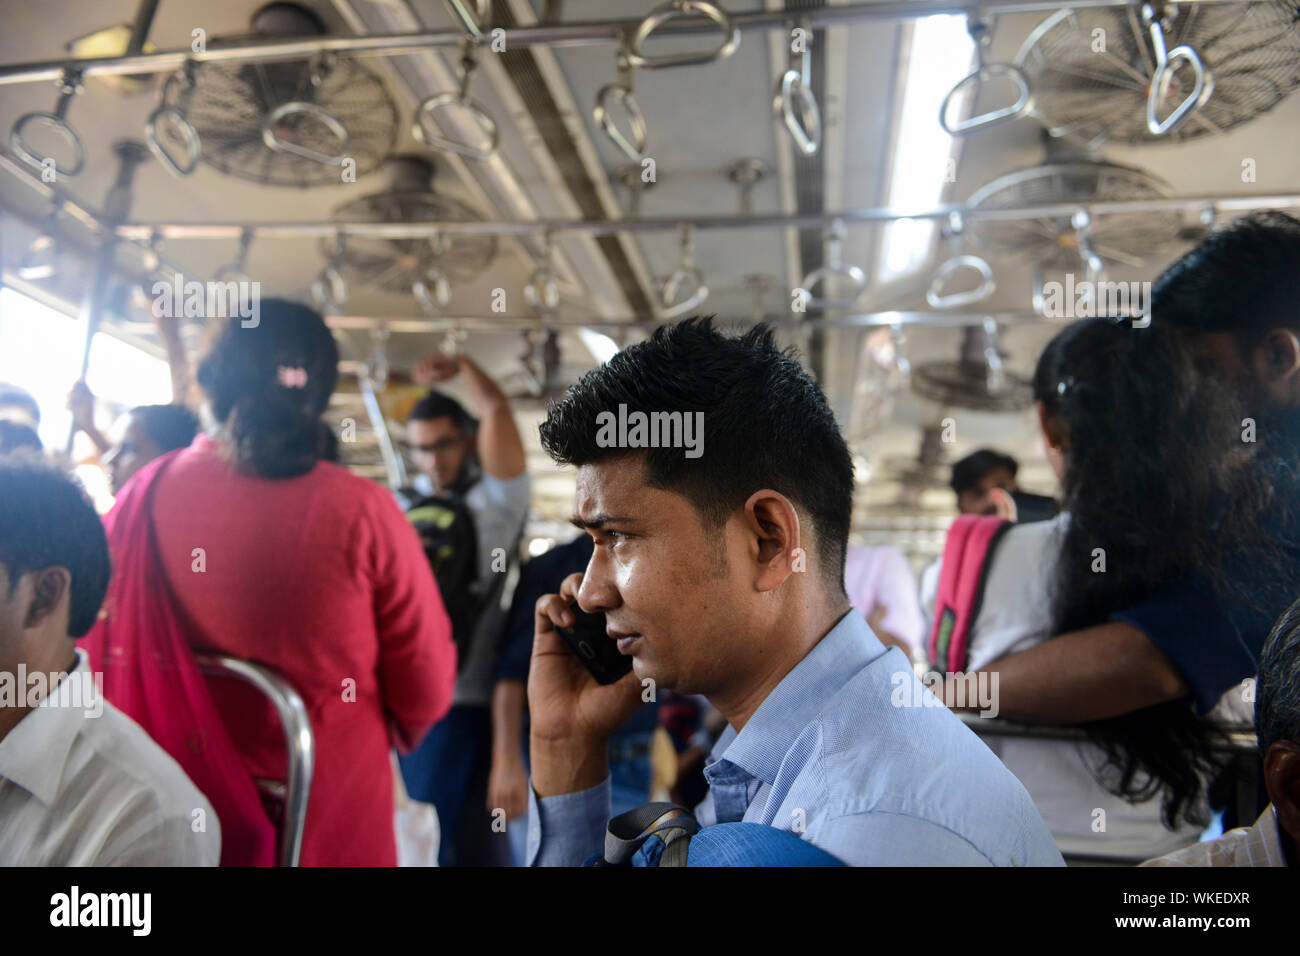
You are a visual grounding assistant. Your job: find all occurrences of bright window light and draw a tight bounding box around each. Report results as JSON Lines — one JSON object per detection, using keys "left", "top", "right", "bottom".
{"left": 878, "top": 15, "right": 976, "bottom": 284}
{"left": 0, "top": 288, "right": 171, "bottom": 450}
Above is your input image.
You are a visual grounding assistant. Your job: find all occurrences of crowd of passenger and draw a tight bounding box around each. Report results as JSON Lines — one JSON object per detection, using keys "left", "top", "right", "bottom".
{"left": 1, "top": 211, "right": 1298, "bottom": 867}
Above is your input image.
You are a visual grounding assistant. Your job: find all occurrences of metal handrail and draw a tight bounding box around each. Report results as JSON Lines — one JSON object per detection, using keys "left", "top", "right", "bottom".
{"left": 958, "top": 713, "right": 1259, "bottom": 753}
{"left": 109, "top": 192, "right": 1300, "bottom": 242}
{"left": 194, "top": 653, "right": 315, "bottom": 868}
{"left": 0, "top": 0, "right": 1243, "bottom": 86}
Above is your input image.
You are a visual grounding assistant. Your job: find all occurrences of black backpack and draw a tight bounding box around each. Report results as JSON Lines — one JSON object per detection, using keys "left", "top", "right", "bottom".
{"left": 403, "top": 492, "right": 481, "bottom": 669}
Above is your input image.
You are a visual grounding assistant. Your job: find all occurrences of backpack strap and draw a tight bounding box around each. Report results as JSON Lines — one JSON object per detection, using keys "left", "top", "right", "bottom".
{"left": 597, "top": 802, "right": 699, "bottom": 867}
{"left": 928, "top": 515, "right": 1012, "bottom": 673}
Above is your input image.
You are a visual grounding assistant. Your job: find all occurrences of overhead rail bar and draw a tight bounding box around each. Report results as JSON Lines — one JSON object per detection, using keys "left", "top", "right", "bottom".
{"left": 113, "top": 192, "right": 1300, "bottom": 241}
{"left": 319, "top": 308, "right": 1096, "bottom": 333}
{"left": 0, "top": 0, "right": 1243, "bottom": 86}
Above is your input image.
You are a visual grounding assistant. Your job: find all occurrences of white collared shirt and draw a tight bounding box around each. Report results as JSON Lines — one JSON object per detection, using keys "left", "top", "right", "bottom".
{"left": 0, "top": 649, "right": 221, "bottom": 865}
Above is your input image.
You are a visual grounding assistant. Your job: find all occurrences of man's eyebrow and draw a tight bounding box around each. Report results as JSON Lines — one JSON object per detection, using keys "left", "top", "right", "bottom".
{"left": 569, "top": 513, "right": 635, "bottom": 530}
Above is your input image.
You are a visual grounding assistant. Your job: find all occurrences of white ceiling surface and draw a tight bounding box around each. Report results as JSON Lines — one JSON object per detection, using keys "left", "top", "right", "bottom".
{"left": 2, "top": 1, "right": 1299, "bottom": 535}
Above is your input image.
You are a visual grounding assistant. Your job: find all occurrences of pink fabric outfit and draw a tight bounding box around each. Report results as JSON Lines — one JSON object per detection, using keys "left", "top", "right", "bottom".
{"left": 85, "top": 435, "right": 456, "bottom": 866}
{"left": 843, "top": 543, "right": 925, "bottom": 657}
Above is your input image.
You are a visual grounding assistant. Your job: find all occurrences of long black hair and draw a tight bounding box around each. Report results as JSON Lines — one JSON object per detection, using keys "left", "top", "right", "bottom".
{"left": 196, "top": 299, "right": 339, "bottom": 479}
{"left": 1033, "top": 318, "right": 1271, "bottom": 828}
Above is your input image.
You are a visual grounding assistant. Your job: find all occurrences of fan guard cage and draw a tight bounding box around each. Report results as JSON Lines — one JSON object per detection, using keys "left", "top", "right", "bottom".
{"left": 965, "top": 160, "right": 1180, "bottom": 267}
{"left": 911, "top": 362, "right": 1034, "bottom": 413}
{"left": 162, "top": 54, "right": 399, "bottom": 187}
{"left": 325, "top": 191, "right": 499, "bottom": 288}
{"left": 1016, "top": 2, "right": 1300, "bottom": 147}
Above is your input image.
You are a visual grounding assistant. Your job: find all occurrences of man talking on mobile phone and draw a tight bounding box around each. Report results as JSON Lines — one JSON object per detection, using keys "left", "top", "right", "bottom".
{"left": 524, "top": 317, "right": 1062, "bottom": 866}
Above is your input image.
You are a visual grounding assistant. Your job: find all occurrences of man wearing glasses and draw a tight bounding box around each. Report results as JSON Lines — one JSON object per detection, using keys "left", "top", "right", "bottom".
{"left": 398, "top": 350, "right": 531, "bottom": 866}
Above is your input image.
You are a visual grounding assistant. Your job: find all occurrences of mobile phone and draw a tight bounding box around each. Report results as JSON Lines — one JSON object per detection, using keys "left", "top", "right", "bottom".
{"left": 554, "top": 602, "right": 633, "bottom": 685}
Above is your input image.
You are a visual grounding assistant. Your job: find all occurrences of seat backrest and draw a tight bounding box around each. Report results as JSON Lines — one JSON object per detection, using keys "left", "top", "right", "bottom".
{"left": 195, "top": 654, "right": 315, "bottom": 867}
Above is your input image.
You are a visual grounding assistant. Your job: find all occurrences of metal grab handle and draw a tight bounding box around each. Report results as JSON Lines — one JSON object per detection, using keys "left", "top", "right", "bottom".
{"left": 775, "top": 69, "right": 821, "bottom": 156}
{"left": 11, "top": 113, "right": 87, "bottom": 177}
{"left": 659, "top": 267, "right": 709, "bottom": 318}
{"left": 146, "top": 63, "right": 201, "bottom": 178}
{"left": 10, "top": 70, "right": 85, "bottom": 177}
{"left": 414, "top": 93, "right": 499, "bottom": 159}
{"left": 414, "top": 39, "right": 500, "bottom": 160}
{"left": 311, "top": 265, "right": 347, "bottom": 313}
{"left": 627, "top": 0, "right": 740, "bottom": 70}
{"left": 146, "top": 106, "right": 201, "bottom": 177}
{"left": 214, "top": 229, "right": 253, "bottom": 284}
{"left": 1144, "top": 6, "right": 1213, "bottom": 136}
{"left": 525, "top": 266, "right": 562, "bottom": 314}
{"left": 413, "top": 266, "right": 452, "bottom": 315}
{"left": 658, "top": 223, "right": 709, "bottom": 318}
{"left": 799, "top": 263, "right": 867, "bottom": 310}
{"left": 798, "top": 219, "right": 866, "bottom": 310}
{"left": 773, "top": 18, "right": 820, "bottom": 154}
{"left": 262, "top": 101, "right": 351, "bottom": 166}
{"left": 594, "top": 84, "right": 649, "bottom": 161}
{"left": 939, "top": 63, "right": 1033, "bottom": 135}
{"left": 926, "top": 254, "right": 996, "bottom": 309}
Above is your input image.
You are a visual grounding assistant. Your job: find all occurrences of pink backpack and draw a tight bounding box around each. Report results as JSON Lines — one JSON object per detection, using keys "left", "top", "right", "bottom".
{"left": 928, "top": 515, "right": 1012, "bottom": 673}
{"left": 80, "top": 452, "right": 277, "bottom": 866}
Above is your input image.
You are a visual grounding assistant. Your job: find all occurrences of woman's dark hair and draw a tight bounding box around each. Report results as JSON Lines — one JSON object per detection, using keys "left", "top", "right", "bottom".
{"left": 131, "top": 404, "right": 200, "bottom": 453}
{"left": 196, "top": 299, "right": 339, "bottom": 479}
{"left": 1033, "top": 318, "right": 1271, "bottom": 828}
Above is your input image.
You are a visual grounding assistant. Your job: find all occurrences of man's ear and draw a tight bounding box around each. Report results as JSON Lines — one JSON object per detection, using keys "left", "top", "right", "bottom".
{"left": 742, "top": 490, "right": 802, "bottom": 592}
{"left": 22, "top": 566, "right": 71, "bottom": 632}
{"left": 1264, "top": 740, "right": 1300, "bottom": 846}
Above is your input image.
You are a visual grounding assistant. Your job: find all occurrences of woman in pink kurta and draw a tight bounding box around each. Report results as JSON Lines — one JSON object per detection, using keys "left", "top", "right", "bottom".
{"left": 117, "top": 301, "right": 455, "bottom": 865}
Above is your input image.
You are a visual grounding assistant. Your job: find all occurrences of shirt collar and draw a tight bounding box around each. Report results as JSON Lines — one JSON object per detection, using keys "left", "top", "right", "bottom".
{"left": 0, "top": 648, "right": 94, "bottom": 805}
{"left": 1251, "top": 804, "right": 1290, "bottom": 867}
{"left": 706, "top": 609, "right": 884, "bottom": 788}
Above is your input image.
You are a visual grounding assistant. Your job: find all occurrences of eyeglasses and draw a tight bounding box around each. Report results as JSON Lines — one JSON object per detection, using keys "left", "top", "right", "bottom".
{"left": 411, "top": 436, "right": 465, "bottom": 456}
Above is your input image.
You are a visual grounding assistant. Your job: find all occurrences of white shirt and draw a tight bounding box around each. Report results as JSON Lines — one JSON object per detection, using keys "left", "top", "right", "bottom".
{"left": 0, "top": 649, "right": 221, "bottom": 865}
{"left": 962, "top": 515, "right": 1208, "bottom": 861}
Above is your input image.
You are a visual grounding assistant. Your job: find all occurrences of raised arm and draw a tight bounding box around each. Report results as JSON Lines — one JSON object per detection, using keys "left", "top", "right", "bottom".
{"left": 945, "top": 620, "right": 1189, "bottom": 723}
{"left": 412, "top": 352, "right": 526, "bottom": 480}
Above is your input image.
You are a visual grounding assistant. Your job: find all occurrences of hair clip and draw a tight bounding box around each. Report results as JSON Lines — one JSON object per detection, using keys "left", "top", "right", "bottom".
{"left": 277, "top": 365, "right": 309, "bottom": 389}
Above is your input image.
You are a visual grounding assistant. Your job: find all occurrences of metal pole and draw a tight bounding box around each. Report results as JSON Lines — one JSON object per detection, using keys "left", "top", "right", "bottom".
{"left": 111, "top": 192, "right": 1300, "bottom": 241}
{"left": 0, "top": 0, "right": 1243, "bottom": 85}
{"left": 65, "top": 141, "right": 150, "bottom": 454}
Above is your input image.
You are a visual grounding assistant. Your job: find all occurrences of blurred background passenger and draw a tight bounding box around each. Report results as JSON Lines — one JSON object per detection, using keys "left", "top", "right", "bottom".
{"left": 0, "top": 420, "right": 42, "bottom": 456}
{"left": 935, "top": 318, "right": 1262, "bottom": 859}
{"left": 844, "top": 542, "right": 924, "bottom": 659}
{"left": 0, "top": 454, "right": 218, "bottom": 865}
{"left": 397, "top": 350, "right": 530, "bottom": 867}
{"left": 948, "top": 214, "right": 1300, "bottom": 811}
{"left": 1145, "top": 597, "right": 1300, "bottom": 867}
{"left": 82, "top": 299, "right": 456, "bottom": 866}
{"left": 950, "top": 448, "right": 1020, "bottom": 516}
{"left": 0, "top": 382, "right": 41, "bottom": 433}
{"left": 68, "top": 381, "right": 199, "bottom": 494}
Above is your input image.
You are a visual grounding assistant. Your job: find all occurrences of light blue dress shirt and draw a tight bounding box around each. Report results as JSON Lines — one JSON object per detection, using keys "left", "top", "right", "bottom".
{"left": 528, "top": 609, "right": 1064, "bottom": 866}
